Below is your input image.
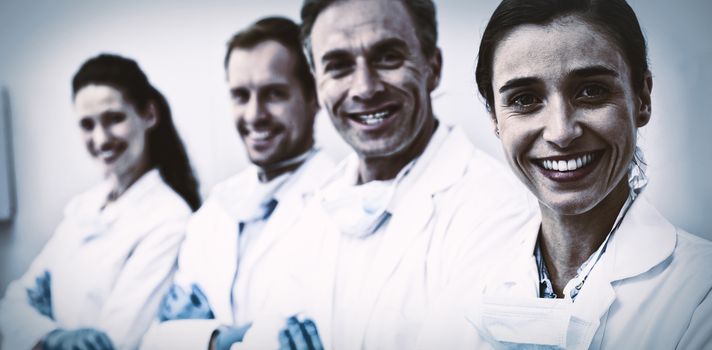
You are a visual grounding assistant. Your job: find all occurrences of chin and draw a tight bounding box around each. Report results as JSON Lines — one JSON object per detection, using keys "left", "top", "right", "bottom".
{"left": 539, "top": 194, "right": 600, "bottom": 217}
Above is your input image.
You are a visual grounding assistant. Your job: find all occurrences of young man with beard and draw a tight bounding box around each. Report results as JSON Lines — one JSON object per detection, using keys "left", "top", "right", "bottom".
{"left": 141, "top": 17, "right": 334, "bottom": 350}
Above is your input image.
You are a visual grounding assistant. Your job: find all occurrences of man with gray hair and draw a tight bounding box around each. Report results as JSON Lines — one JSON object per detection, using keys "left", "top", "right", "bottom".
{"left": 235, "top": 0, "right": 535, "bottom": 349}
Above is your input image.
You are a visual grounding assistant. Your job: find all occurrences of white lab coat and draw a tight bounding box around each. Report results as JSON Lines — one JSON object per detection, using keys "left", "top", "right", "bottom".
{"left": 415, "top": 195, "right": 712, "bottom": 350}
{"left": 0, "top": 169, "right": 192, "bottom": 350}
{"left": 140, "top": 150, "right": 335, "bottom": 350}
{"left": 238, "top": 125, "right": 536, "bottom": 350}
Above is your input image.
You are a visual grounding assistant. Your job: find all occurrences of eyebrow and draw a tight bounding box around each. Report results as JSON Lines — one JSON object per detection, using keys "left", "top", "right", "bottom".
{"left": 498, "top": 65, "right": 620, "bottom": 94}
{"left": 320, "top": 37, "right": 410, "bottom": 64}
{"left": 370, "top": 38, "right": 409, "bottom": 54}
{"left": 498, "top": 77, "right": 540, "bottom": 94}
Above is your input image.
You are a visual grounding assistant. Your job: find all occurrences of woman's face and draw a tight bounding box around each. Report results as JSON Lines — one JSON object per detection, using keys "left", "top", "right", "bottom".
{"left": 489, "top": 16, "right": 651, "bottom": 215}
{"left": 74, "top": 84, "right": 156, "bottom": 181}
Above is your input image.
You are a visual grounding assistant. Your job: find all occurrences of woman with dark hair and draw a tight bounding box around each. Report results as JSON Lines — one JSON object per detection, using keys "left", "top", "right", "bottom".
{"left": 0, "top": 53, "right": 201, "bottom": 350}
{"left": 416, "top": 0, "right": 712, "bottom": 349}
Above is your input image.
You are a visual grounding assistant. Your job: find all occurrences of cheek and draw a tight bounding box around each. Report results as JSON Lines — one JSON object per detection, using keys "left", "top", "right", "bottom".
{"left": 82, "top": 132, "right": 93, "bottom": 145}
{"left": 318, "top": 78, "right": 344, "bottom": 106}
{"left": 587, "top": 108, "right": 637, "bottom": 149}
{"left": 381, "top": 67, "right": 423, "bottom": 95}
{"left": 499, "top": 121, "right": 536, "bottom": 161}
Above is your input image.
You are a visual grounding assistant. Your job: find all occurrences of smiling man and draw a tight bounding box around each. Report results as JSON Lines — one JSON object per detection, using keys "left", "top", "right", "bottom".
{"left": 140, "top": 17, "right": 334, "bottom": 350}
{"left": 234, "top": 1, "right": 536, "bottom": 349}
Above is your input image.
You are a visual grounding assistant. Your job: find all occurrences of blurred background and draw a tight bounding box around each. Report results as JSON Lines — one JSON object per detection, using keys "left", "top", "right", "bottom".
{"left": 1, "top": 0, "right": 711, "bottom": 296}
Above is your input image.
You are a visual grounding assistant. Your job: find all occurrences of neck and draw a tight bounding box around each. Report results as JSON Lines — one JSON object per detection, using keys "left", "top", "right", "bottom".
{"left": 538, "top": 177, "right": 630, "bottom": 296}
{"left": 357, "top": 117, "right": 437, "bottom": 184}
{"left": 257, "top": 144, "right": 313, "bottom": 183}
{"left": 107, "top": 159, "right": 151, "bottom": 204}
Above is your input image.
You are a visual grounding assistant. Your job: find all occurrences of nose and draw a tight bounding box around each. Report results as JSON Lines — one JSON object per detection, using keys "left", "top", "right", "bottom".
{"left": 242, "top": 95, "right": 268, "bottom": 125}
{"left": 542, "top": 98, "right": 582, "bottom": 149}
{"left": 349, "top": 60, "right": 384, "bottom": 102}
{"left": 91, "top": 125, "right": 112, "bottom": 151}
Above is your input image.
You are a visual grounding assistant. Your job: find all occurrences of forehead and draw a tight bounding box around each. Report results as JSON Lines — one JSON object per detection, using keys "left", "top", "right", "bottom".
{"left": 310, "top": 0, "right": 420, "bottom": 58}
{"left": 227, "top": 40, "right": 299, "bottom": 87}
{"left": 74, "top": 84, "right": 127, "bottom": 114}
{"left": 492, "top": 16, "right": 629, "bottom": 87}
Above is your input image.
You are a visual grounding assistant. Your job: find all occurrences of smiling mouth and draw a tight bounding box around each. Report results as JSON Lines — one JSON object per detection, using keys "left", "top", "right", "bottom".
{"left": 347, "top": 105, "right": 400, "bottom": 126}
{"left": 537, "top": 151, "right": 603, "bottom": 172}
{"left": 249, "top": 129, "right": 274, "bottom": 141}
{"left": 95, "top": 145, "right": 125, "bottom": 164}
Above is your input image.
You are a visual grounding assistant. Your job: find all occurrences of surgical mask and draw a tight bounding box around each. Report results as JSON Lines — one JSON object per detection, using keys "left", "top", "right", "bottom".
{"left": 321, "top": 160, "right": 416, "bottom": 238}
{"left": 628, "top": 145, "right": 648, "bottom": 197}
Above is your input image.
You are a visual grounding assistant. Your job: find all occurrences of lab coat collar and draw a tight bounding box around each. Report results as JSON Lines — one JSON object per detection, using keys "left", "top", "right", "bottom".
{"left": 194, "top": 150, "right": 333, "bottom": 324}
{"left": 468, "top": 194, "right": 677, "bottom": 350}
{"left": 603, "top": 195, "right": 676, "bottom": 282}
{"left": 342, "top": 124, "right": 477, "bottom": 349}
{"left": 241, "top": 150, "right": 336, "bottom": 273}
{"left": 69, "top": 169, "right": 164, "bottom": 236}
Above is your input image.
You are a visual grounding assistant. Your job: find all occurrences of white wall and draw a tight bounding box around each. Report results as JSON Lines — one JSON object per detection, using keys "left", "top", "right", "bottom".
{"left": 1, "top": 0, "right": 710, "bottom": 295}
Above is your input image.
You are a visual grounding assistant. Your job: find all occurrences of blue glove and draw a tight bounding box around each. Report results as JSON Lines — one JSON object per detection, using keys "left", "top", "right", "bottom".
{"left": 158, "top": 283, "right": 214, "bottom": 321}
{"left": 213, "top": 324, "right": 252, "bottom": 350}
{"left": 26, "top": 270, "right": 53, "bottom": 319}
{"left": 42, "top": 328, "right": 114, "bottom": 350}
{"left": 278, "top": 316, "right": 323, "bottom": 350}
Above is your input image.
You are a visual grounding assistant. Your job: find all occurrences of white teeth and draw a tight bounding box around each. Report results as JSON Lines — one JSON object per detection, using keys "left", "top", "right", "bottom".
{"left": 567, "top": 159, "right": 576, "bottom": 170}
{"left": 357, "top": 110, "right": 390, "bottom": 125}
{"left": 558, "top": 160, "right": 566, "bottom": 171}
{"left": 540, "top": 153, "right": 596, "bottom": 172}
{"left": 250, "top": 130, "right": 271, "bottom": 140}
{"left": 98, "top": 150, "right": 116, "bottom": 159}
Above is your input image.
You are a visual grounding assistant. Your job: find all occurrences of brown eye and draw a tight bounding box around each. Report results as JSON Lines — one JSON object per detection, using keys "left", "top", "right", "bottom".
{"left": 512, "top": 94, "right": 541, "bottom": 108}
{"left": 106, "top": 112, "right": 126, "bottom": 124}
{"left": 507, "top": 93, "right": 542, "bottom": 114}
{"left": 79, "top": 118, "right": 95, "bottom": 131}
{"left": 373, "top": 50, "right": 404, "bottom": 69}
{"left": 325, "top": 60, "right": 352, "bottom": 75}
{"left": 266, "top": 87, "right": 289, "bottom": 101}
{"left": 231, "top": 88, "right": 250, "bottom": 104}
{"left": 578, "top": 85, "right": 608, "bottom": 99}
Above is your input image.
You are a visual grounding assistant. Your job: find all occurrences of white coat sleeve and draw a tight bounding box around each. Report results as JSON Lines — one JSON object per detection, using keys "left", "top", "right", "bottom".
{"left": 141, "top": 201, "right": 224, "bottom": 350}
{"left": 95, "top": 214, "right": 188, "bottom": 350}
{"left": 677, "top": 286, "right": 712, "bottom": 349}
{"left": 141, "top": 319, "right": 222, "bottom": 350}
{"left": 0, "top": 232, "right": 64, "bottom": 349}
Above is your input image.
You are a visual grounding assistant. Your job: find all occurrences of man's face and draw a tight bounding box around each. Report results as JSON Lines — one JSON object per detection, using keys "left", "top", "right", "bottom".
{"left": 227, "top": 40, "right": 316, "bottom": 168}
{"left": 309, "top": 0, "right": 441, "bottom": 160}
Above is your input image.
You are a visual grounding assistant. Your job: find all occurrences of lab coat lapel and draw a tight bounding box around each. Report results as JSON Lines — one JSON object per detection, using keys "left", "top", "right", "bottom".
{"left": 349, "top": 126, "right": 474, "bottom": 348}
{"left": 467, "top": 217, "right": 577, "bottom": 349}
{"left": 205, "top": 202, "right": 241, "bottom": 324}
{"left": 605, "top": 195, "right": 676, "bottom": 282}
{"left": 304, "top": 206, "right": 340, "bottom": 350}
{"left": 569, "top": 195, "right": 676, "bottom": 349}
{"left": 347, "top": 189, "right": 434, "bottom": 349}
{"left": 469, "top": 196, "right": 677, "bottom": 350}
{"left": 241, "top": 152, "right": 333, "bottom": 272}
{"left": 240, "top": 196, "right": 296, "bottom": 270}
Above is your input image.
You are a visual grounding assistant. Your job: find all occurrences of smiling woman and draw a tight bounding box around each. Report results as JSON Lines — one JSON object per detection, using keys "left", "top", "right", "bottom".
{"left": 415, "top": 0, "right": 712, "bottom": 349}
{"left": 0, "top": 54, "right": 201, "bottom": 350}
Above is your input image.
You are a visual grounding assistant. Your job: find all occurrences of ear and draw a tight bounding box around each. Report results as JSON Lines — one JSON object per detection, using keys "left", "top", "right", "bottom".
{"left": 636, "top": 70, "right": 652, "bottom": 128}
{"left": 426, "top": 48, "right": 443, "bottom": 92}
{"left": 490, "top": 112, "right": 500, "bottom": 139}
{"left": 143, "top": 102, "right": 159, "bottom": 130}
